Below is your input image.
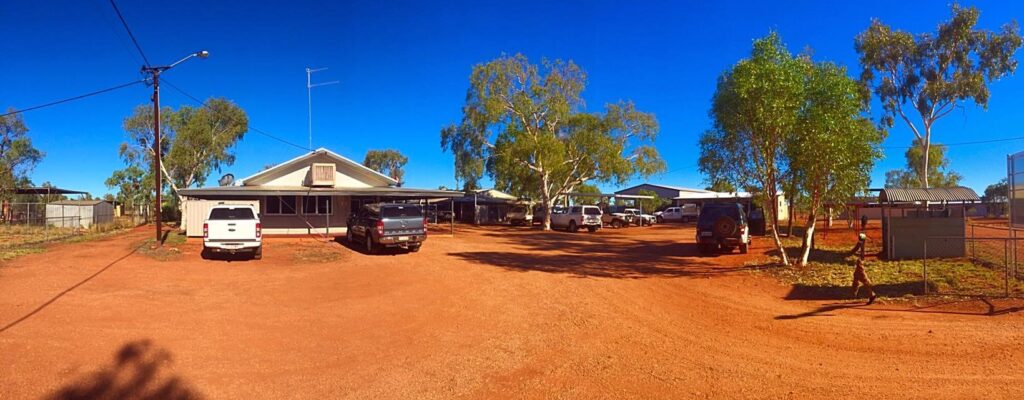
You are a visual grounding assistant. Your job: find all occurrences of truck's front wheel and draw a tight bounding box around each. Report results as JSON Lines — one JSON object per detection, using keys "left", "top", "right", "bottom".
{"left": 568, "top": 220, "right": 578, "bottom": 233}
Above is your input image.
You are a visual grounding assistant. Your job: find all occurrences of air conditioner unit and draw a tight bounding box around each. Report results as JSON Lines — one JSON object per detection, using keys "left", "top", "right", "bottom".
{"left": 310, "top": 163, "right": 336, "bottom": 187}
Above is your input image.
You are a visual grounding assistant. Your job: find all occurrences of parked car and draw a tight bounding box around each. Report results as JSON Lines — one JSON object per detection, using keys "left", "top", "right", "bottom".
{"left": 551, "top": 205, "right": 603, "bottom": 233}
{"left": 202, "top": 204, "right": 262, "bottom": 260}
{"left": 695, "top": 203, "right": 750, "bottom": 254}
{"left": 347, "top": 203, "right": 427, "bottom": 254}
{"left": 655, "top": 204, "right": 699, "bottom": 223}
{"left": 625, "top": 208, "right": 656, "bottom": 226}
{"left": 602, "top": 205, "right": 633, "bottom": 228}
{"left": 507, "top": 204, "right": 534, "bottom": 226}
{"left": 533, "top": 205, "right": 565, "bottom": 225}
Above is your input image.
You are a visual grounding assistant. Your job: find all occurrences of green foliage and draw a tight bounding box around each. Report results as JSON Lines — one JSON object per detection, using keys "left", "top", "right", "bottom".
{"left": 362, "top": 149, "right": 408, "bottom": 184}
{"left": 441, "top": 54, "right": 664, "bottom": 228}
{"left": 789, "top": 61, "right": 885, "bottom": 265}
{"left": 105, "top": 165, "right": 151, "bottom": 213}
{"left": 0, "top": 110, "right": 44, "bottom": 202}
{"left": 700, "top": 32, "right": 807, "bottom": 265}
{"left": 883, "top": 138, "right": 961, "bottom": 188}
{"left": 984, "top": 178, "right": 1008, "bottom": 202}
{"left": 571, "top": 183, "right": 601, "bottom": 205}
{"left": 855, "top": 4, "right": 1022, "bottom": 187}
{"left": 702, "top": 32, "right": 884, "bottom": 266}
{"left": 117, "top": 98, "right": 248, "bottom": 203}
{"left": 704, "top": 179, "right": 736, "bottom": 193}
{"left": 636, "top": 189, "right": 669, "bottom": 212}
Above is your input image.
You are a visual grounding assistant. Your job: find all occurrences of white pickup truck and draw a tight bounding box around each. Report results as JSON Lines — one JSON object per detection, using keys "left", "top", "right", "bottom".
{"left": 203, "top": 204, "right": 262, "bottom": 259}
{"left": 550, "top": 205, "right": 603, "bottom": 233}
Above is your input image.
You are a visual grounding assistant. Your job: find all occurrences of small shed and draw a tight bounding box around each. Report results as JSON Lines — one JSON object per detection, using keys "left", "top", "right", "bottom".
{"left": 45, "top": 200, "right": 114, "bottom": 228}
{"left": 879, "top": 187, "right": 980, "bottom": 260}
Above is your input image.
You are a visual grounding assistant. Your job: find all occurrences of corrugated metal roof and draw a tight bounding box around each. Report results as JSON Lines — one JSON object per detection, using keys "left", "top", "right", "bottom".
{"left": 179, "top": 185, "right": 463, "bottom": 198}
{"left": 48, "top": 200, "right": 108, "bottom": 206}
{"left": 878, "top": 187, "right": 980, "bottom": 203}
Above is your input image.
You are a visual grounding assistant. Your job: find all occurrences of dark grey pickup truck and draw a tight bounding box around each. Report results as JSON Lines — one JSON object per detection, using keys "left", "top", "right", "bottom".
{"left": 346, "top": 203, "right": 427, "bottom": 254}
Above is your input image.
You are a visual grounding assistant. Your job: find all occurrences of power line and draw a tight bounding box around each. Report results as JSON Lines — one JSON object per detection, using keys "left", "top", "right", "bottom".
{"left": 0, "top": 79, "right": 145, "bottom": 118}
{"left": 882, "top": 135, "right": 1024, "bottom": 149}
{"left": 160, "top": 79, "right": 312, "bottom": 151}
{"left": 108, "top": 0, "right": 150, "bottom": 67}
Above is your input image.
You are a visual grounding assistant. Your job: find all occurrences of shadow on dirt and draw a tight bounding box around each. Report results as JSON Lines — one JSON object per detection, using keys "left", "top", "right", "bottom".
{"left": 333, "top": 236, "right": 415, "bottom": 256}
{"left": 448, "top": 226, "right": 774, "bottom": 279}
{"left": 47, "top": 339, "right": 203, "bottom": 400}
{"left": 775, "top": 302, "right": 865, "bottom": 320}
{"left": 782, "top": 282, "right": 926, "bottom": 301}
{"left": 0, "top": 245, "right": 142, "bottom": 335}
{"left": 778, "top": 287, "right": 1024, "bottom": 320}
{"left": 199, "top": 249, "right": 258, "bottom": 262}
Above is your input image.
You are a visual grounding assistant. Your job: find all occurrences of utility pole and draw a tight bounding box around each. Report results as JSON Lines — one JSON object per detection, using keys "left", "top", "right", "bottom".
{"left": 306, "top": 67, "right": 339, "bottom": 150}
{"left": 141, "top": 50, "right": 209, "bottom": 243}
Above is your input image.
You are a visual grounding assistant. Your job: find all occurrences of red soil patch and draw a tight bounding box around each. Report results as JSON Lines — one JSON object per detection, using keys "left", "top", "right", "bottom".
{"left": 1, "top": 223, "right": 1022, "bottom": 398}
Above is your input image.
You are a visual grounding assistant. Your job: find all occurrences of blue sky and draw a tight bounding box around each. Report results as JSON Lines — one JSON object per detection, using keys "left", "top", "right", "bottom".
{"left": 2, "top": 0, "right": 1023, "bottom": 197}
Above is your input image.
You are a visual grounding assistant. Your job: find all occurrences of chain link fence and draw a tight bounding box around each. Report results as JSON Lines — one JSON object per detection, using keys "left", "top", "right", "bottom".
{"left": 1, "top": 202, "right": 148, "bottom": 253}
{"left": 920, "top": 223, "right": 1024, "bottom": 297}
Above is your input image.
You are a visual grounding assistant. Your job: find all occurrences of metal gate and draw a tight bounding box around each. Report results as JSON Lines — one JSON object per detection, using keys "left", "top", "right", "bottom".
{"left": 923, "top": 235, "right": 1024, "bottom": 297}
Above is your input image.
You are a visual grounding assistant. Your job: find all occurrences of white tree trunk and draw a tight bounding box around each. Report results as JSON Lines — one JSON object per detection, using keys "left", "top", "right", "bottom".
{"left": 922, "top": 129, "right": 931, "bottom": 188}
{"left": 767, "top": 191, "right": 790, "bottom": 266}
{"left": 799, "top": 213, "right": 816, "bottom": 266}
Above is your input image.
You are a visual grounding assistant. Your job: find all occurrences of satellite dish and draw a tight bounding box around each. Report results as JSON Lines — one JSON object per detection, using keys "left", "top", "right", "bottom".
{"left": 218, "top": 174, "right": 235, "bottom": 187}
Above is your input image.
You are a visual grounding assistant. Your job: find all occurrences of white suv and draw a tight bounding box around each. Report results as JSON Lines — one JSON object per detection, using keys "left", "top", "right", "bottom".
{"left": 550, "top": 205, "right": 603, "bottom": 233}
{"left": 656, "top": 204, "right": 699, "bottom": 223}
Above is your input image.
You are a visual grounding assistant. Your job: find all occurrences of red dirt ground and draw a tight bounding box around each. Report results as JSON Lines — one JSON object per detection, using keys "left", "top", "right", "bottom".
{"left": 1, "top": 223, "right": 1023, "bottom": 399}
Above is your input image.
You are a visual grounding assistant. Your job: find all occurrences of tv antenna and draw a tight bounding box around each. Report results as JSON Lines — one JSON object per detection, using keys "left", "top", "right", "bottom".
{"left": 306, "top": 67, "right": 339, "bottom": 150}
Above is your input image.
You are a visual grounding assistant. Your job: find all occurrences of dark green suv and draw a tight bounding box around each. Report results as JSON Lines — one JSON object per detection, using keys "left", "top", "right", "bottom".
{"left": 696, "top": 203, "right": 750, "bottom": 254}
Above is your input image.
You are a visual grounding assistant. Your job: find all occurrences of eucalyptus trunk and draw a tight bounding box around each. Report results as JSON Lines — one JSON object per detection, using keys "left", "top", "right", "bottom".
{"left": 798, "top": 212, "right": 816, "bottom": 266}
{"left": 766, "top": 189, "right": 790, "bottom": 266}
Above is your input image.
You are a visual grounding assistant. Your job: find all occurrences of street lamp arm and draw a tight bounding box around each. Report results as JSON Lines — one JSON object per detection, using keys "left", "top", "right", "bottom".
{"left": 167, "top": 50, "right": 209, "bottom": 70}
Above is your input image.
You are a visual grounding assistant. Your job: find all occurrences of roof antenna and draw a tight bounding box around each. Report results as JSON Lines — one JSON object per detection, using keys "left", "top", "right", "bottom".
{"left": 306, "top": 67, "right": 339, "bottom": 151}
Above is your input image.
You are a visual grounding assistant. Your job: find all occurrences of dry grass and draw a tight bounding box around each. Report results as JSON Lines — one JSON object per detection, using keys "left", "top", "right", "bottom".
{"left": 135, "top": 230, "right": 188, "bottom": 261}
{"left": 0, "top": 217, "right": 144, "bottom": 262}
{"left": 757, "top": 235, "right": 1024, "bottom": 298}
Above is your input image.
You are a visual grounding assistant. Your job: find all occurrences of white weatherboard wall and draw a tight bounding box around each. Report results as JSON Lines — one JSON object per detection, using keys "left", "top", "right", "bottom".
{"left": 183, "top": 199, "right": 260, "bottom": 237}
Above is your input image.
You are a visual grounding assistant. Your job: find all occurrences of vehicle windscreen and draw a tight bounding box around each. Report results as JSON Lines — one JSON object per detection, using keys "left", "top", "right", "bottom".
{"left": 208, "top": 208, "right": 255, "bottom": 220}
{"left": 584, "top": 207, "right": 602, "bottom": 216}
{"left": 382, "top": 205, "right": 423, "bottom": 218}
{"left": 510, "top": 206, "right": 527, "bottom": 213}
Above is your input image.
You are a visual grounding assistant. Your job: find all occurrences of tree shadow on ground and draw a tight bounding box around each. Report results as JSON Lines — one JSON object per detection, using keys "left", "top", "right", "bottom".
{"left": 778, "top": 285, "right": 1024, "bottom": 320}
{"left": 782, "top": 281, "right": 926, "bottom": 301}
{"left": 448, "top": 226, "right": 776, "bottom": 279}
{"left": 47, "top": 339, "right": 203, "bottom": 400}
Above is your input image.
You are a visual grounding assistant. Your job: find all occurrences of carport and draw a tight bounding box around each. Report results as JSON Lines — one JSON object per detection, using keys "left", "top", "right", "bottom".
{"left": 562, "top": 192, "right": 655, "bottom": 214}
{"left": 879, "top": 187, "right": 980, "bottom": 260}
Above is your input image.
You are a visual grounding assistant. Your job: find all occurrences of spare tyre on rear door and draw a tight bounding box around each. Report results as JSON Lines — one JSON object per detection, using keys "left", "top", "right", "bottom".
{"left": 695, "top": 203, "right": 751, "bottom": 254}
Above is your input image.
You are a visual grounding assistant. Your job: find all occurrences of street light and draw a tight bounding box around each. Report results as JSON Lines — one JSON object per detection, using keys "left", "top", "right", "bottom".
{"left": 141, "top": 50, "right": 209, "bottom": 243}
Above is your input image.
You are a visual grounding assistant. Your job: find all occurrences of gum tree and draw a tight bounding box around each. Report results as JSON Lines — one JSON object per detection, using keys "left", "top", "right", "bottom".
{"left": 363, "top": 149, "right": 408, "bottom": 185}
{"left": 115, "top": 98, "right": 248, "bottom": 208}
{"left": 790, "top": 62, "right": 885, "bottom": 266}
{"left": 700, "top": 33, "right": 805, "bottom": 265}
{"left": 0, "top": 110, "right": 44, "bottom": 202}
{"left": 856, "top": 4, "right": 1021, "bottom": 188}
{"left": 441, "top": 54, "right": 664, "bottom": 229}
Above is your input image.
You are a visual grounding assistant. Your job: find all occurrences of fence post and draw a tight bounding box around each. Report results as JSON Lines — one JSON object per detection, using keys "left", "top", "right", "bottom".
{"left": 1006, "top": 240, "right": 1011, "bottom": 297}
{"left": 923, "top": 238, "right": 928, "bottom": 295}
{"left": 1014, "top": 229, "right": 1019, "bottom": 281}
{"left": 971, "top": 224, "right": 976, "bottom": 260}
